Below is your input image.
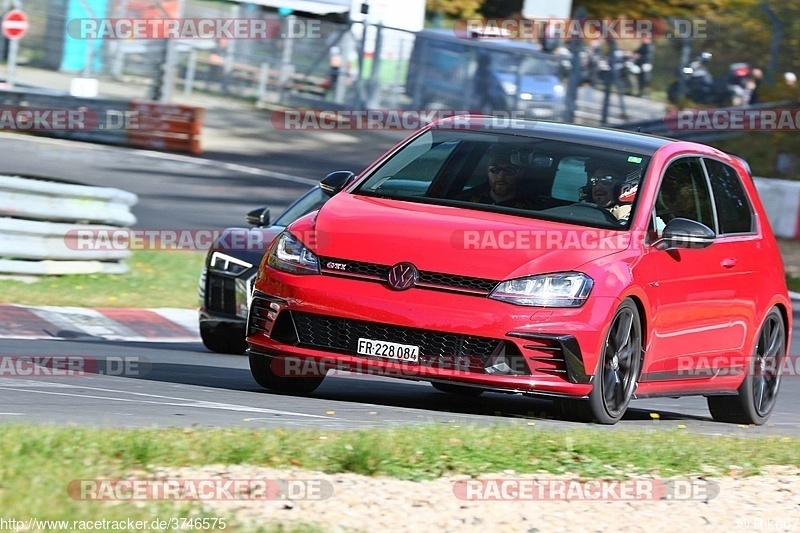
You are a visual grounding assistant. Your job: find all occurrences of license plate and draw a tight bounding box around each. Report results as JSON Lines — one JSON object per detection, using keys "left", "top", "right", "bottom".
{"left": 357, "top": 338, "right": 419, "bottom": 363}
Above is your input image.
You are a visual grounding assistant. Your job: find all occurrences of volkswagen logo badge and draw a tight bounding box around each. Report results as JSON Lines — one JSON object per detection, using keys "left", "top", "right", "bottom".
{"left": 387, "top": 262, "right": 418, "bottom": 291}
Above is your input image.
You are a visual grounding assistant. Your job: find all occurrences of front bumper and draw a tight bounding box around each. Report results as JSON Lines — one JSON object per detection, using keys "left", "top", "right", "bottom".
{"left": 198, "top": 260, "right": 258, "bottom": 327}
{"left": 513, "top": 97, "right": 564, "bottom": 119}
{"left": 246, "top": 267, "right": 619, "bottom": 397}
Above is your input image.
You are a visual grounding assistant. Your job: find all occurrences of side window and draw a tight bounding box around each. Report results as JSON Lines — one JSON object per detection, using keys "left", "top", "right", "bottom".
{"left": 551, "top": 156, "right": 588, "bottom": 201}
{"left": 654, "top": 158, "right": 715, "bottom": 235}
{"left": 703, "top": 158, "right": 755, "bottom": 234}
{"left": 273, "top": 187, "right": 328, "bottom": 227}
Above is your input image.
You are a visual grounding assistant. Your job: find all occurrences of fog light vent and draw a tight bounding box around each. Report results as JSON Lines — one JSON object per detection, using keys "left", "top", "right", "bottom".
{"left": 484, "top": 343, "right": 528, "bottom": 375}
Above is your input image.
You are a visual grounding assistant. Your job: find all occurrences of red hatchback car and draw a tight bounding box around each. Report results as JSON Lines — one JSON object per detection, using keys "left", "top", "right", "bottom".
{"left": 246, "top": 116, "right": 790, "bottom": 425}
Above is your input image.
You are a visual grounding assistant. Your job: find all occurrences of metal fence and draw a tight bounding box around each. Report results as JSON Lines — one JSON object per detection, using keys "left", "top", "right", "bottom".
{"left": 5, "top": 1, "right": 663, "bottom": 124}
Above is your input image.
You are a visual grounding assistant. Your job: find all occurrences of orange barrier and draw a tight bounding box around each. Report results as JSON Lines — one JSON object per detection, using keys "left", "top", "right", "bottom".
{"left": 127, "top": 101, "right": 204, "bottom": 154}
{"left": 0, "top": 89, "right": 205, "bottom": 155}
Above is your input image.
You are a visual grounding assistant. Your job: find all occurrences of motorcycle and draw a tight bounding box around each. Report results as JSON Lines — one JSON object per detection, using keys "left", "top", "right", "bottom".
{"left": 591, "top": 50, "right": 640, "bottom": 95}
{"left": 668, "top": 52, "right": 748, "bottom": 106}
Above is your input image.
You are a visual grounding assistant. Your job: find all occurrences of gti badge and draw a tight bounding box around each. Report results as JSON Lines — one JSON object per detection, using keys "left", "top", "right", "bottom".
{"left": 387, "top": 262, "right": 418, "bottom": 291}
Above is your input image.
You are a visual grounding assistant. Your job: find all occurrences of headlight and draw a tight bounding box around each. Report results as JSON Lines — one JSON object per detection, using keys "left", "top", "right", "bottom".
{"left": 209, "top": 251, "right": 253, "bottom": 275}
{"left": 553, "top": 84, "right": 565, "bottom": 97}
{"left": 489, "top": 273, "right": 593, "bottom": 307}
{"left": 267, "top": 231, "right": 320, "bottom": 275}
{"left": 501, "top": 81, "right": 517, "bottom": 95}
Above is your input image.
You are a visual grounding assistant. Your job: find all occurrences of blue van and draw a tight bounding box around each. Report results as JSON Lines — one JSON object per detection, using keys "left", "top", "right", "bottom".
{"left": 406, "top": 29, "right": 565, "bottom": 119}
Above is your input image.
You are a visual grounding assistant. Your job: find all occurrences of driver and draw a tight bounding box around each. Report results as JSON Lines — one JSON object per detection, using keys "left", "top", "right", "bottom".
{"left": 584, "top": 163, "right": 632, "bottom": 222}
{"left": 456, "top": 146, "right": 534, "bottom": 209}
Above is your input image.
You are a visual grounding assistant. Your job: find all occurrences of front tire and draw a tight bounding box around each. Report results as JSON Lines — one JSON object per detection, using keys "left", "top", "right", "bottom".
{"left": 558, "top": 299, "right": 642, "bottom": 424}
{"left": 707, "top": 308, "right": 786, "bottom": 425}
{"left": 249, "top": 354, "right": 325, "bottom": 395}
{"left": 200, "top": 325, "right": 247, "bottom": 355}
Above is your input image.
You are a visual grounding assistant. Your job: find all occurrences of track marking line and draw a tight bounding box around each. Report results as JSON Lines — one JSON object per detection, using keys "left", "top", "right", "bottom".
{"left": 0, "top": 381, "right": 338, "bottom": 419}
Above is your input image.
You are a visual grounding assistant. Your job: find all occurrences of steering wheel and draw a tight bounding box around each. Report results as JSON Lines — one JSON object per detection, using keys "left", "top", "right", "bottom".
{"left": 569, "top": 202, "right": 624, "bottom": 225}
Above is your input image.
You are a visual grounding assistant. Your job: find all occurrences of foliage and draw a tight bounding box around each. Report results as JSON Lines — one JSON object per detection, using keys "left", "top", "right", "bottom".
{"left": 573, "top": 0, "right": 761, "bottom": 18}
{"left": 426, "top": 0, "right": 486, "bottom": 18}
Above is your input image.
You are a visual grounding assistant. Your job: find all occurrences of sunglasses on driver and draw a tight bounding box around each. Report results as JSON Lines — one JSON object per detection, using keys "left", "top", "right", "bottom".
{"left": 489, "top": 165, "right": 521, "bottom": 177}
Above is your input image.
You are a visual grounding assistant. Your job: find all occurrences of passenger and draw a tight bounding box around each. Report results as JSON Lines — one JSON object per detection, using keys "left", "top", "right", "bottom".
{"left": 584, "top": 165, "right": 632, "bottom": 222}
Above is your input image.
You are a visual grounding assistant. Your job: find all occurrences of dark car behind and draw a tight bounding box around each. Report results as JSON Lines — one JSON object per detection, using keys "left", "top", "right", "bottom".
{"left": 199, "top": 186, "right": 328, "bottom": 353}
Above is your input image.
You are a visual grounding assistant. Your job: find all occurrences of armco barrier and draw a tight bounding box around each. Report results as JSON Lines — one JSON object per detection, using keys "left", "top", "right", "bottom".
{"left": 753, "top": 177, "right": 800, "bottom": 239}
{"left": 0, "top": 88, "right": 203, "bottom": 154}
{"left": 618, "top": 101, "right": 793, "bottom": 144}
{"left": 0, "top": 175, "right": 137, "bottom": 275}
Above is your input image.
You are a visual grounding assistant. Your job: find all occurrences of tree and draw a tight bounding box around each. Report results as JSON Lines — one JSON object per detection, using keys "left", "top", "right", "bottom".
{"left": 572, "top": 0, "right": 760, "bottom": 18}
{"left": 426, "top": 0, "right": 486, "bottom": 18}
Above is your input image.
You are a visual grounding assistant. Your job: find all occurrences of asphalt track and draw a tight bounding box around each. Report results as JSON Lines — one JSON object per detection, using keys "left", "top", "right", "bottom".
{"left": 2, "top": 333, "right": 800, "bottom": 435}
{"left": 2, "top": 133, "right": 800, "bottom": 434}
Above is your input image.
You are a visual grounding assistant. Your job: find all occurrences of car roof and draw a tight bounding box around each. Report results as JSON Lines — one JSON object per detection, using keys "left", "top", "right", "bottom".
{"left": 430, "top": 116, "right": 676, "bottom": 156}
{"left": 415, "top": 28, "right": 556, "bottom": 56}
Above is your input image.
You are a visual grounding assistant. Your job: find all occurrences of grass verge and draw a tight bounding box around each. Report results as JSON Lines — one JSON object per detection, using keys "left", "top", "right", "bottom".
{"left": 2, "top": 424, "right": 799, "bottom": 521}
{"left": 0, "top": 251, "right": 205, "bottom": 308}
{"left": 786, "top": 274, "right": 800, "bottom": 293}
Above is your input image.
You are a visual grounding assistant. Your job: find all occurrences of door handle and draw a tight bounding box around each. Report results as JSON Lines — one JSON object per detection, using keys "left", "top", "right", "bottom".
{"left": 721, "top": 257, "right": 738, "bottom": 269}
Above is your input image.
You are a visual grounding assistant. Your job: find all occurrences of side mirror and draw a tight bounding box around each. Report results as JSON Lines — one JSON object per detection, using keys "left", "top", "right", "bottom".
{"left": 320, "top": 171, "right": 355, "bottom": 197}
{"left": 246, "top": 206, "right": 271, "bottom": 227}
{"left": 656, "top": 218, "right": 715, "bottom": 250}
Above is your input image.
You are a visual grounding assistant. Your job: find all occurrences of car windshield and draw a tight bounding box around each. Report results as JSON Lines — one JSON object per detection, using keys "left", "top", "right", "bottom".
{"left": 354, "top": 128, "right": 651, "bottom": 229}
{"left": 273, "top": 187, "right": 328, "bottom": 227}
{"left": 492, "top": 53, "right": 557, "bottom": 76}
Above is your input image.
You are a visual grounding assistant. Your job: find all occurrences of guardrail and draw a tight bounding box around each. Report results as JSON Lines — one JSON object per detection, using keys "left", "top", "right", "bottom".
{"left": 753, "top": 177, "right": 800, "bottom": 239}
{"left": 617, "top": 101, "right": 793, "bottom": 143}
{"left": 0, "top": 87, "right": 204, "bottom": 154}
{"left": 0, "top": 175, "right": 137, "bottom": 275}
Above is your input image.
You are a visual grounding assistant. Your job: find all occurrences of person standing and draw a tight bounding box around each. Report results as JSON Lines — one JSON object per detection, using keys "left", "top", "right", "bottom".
{"left": 749, "top": 68, "right": 763, "bottom": 105}
{"left": 634, "top": 36, "right": 654, "bottom": 97}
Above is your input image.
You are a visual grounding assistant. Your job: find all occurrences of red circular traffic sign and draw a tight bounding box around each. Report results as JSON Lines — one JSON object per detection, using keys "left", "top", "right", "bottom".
{"left": 2, "top": 10, "right": 29, "bottom": 40}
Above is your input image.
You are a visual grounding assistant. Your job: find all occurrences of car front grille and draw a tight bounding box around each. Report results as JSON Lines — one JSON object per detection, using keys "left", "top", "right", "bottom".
{"left": 288, "top": 310, "right": 516, "bottom": 373}
{"left": 206, "top": 273, "right": 237, "bottom": 315}
{"left": 318, "top": 256, "right": 499, "bottom": 296}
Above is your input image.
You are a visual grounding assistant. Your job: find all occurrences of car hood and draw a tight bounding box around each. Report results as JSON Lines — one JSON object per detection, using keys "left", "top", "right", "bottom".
{"left": 293, "top": 193, "right": 628, "bottom": 281}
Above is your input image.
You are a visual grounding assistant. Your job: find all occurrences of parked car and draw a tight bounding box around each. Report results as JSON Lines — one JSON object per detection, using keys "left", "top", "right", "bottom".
{"left": 198, "top": 185, "right": 329, "bottom": 354}
{"left": 246, "top": 116, "right": 790, "bottom": 425}
{"left": 406, "top": 29, "right": 565, "bottom": 118}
